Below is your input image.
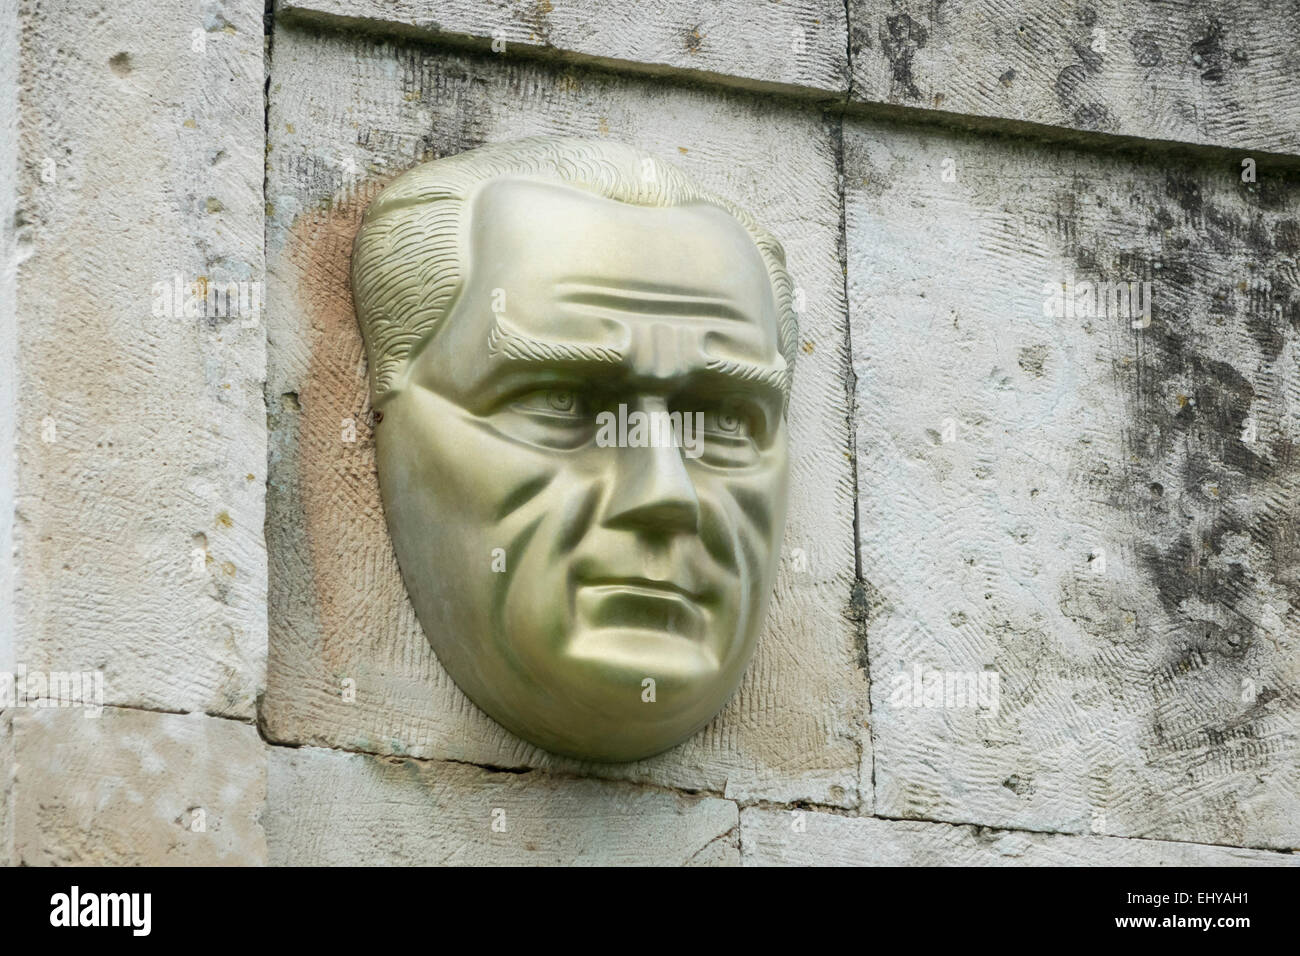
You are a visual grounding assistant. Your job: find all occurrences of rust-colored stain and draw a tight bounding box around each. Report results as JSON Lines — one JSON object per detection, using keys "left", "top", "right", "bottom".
{"left": 287, "top": 176, "right": 399, "bottom": 674}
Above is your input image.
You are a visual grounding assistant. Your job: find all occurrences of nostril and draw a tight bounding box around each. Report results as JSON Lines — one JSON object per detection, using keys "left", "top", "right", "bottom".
{"left": 605, "top": 492, "right": 699, "bottom": 534}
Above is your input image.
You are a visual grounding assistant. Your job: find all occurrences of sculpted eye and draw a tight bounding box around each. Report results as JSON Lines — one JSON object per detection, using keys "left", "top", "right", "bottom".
{"left": 547, "top": 389, "right": 576, "bottom": 413}
{"left": 497, "top": 387, "right": 597, "bottom": 451}
{"left": 512, "top": 388, "right": 586, "bottom": 417}
{"left": 701, "top": 405, "right": 751, "bottom": 438}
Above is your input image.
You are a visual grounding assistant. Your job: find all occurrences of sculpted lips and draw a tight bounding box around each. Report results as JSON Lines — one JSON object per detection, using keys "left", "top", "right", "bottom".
{"left": 574, "top": 575, "right": 710, "bottom": 640}
{"left": 580, "top": 576, "right": 702, "bottom": 601}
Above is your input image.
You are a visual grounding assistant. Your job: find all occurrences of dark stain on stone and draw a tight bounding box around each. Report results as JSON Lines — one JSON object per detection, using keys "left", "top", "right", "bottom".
{"left": 1053, "top": 61, "right": 1087, "bottom": 107}
{"left": 1069, "top": 40, "right": 1104, "bottom": 75}
{"left": 1275, "top": 218, "right": 1300, "bottom": 254}
{"left": 1141, "top": 530, "right": 1252, "bottom": 646}
{"left": 1070, "top": 101, "right": 1115, "bottom": 130}
{"left": 1243, "top": 213, "right": 1273, "bottom": 254}
{"left": 1002, "top": 773, "right": 1036, "bottom": 796}
{"left": 1164, "top": 172, "right": 1204, "bottom": 219}
{"left": 848, "top": 577, "right": 889, "bottom": 675}
{"left": 1131, "top": 321, "right": 1297, "bottom": 652}
{"left": 1190, "top": 17, "right": 1227, "bottom": 81}
{"left": 1202, "top": 203, "right": 1245, "bottom": 255}
{"left": 1129, "top": 31, "right": 1162, "bottom": 67}
{"left": 1043, "top": 149, "right": 1300, "bottom": 683}
{"left": 1018, "top": 344, "right": 1048, "bottom": 377}
{"left": 684, "top": 24, "right": 705, "bottom": 54}
{"left": 880, "top": 13, "right": 928, "bottom": 100}
{"left": 1080, "top": 150, "right": 1300, "bottom": 795}
{"left": 1053, "top": 62, "right": 1114, "bottom": 132}
{"left": 1246, "top": 279, "right": 1296, "bottom": 361}
{"left": 999, "top": 68, "right": 1016, "bottom": 87}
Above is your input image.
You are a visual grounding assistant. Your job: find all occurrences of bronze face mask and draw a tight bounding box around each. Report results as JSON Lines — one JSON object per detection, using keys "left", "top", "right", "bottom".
{"left": 351, "top": 137, "right": 795, "bottom": 761}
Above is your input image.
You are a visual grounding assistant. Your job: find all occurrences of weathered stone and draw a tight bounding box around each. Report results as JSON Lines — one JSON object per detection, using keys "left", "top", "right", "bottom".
{"left": 13, "top": 707, "right": 266, "bottom": 865}
{"left": 846, "top": 116, "right": 1300, "bottom": 848}
{"left": 741, "top": 807, "right": 1298, "bottom": 865}
{"left": 0, "top": 712, "right": 11, "bottom": 866}
{"left": 262, "top": 26, "right": 865, "bottom": 808}
{"left": 267, "top": 744, "right": 738, "bottom": 865}
{"left": 849, "top": 0, "right": 1300, "bottom": 156}
{"left": 10, "top": 0, "right": 267, "bottom": 718}
{"left": 0, "top": 0, "right": 17, "bottom": 872}
{"left": 278, "top": 0, "right": 849, "bottom": 98}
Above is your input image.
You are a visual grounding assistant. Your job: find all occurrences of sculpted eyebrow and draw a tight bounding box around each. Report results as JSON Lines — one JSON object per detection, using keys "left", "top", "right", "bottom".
{"left": 486, "top": 314, "right": 625, "bottom": 366}
{"left": 702, "top": 357, "right": 791, "bottom": 403}
{"left": 480, "top": 314, "right": 790, "bottom": 407}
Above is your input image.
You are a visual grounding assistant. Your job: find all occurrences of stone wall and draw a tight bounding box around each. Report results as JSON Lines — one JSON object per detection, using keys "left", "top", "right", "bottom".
{"left": 2, "top": 0, "right": 1297, "bottom": 865}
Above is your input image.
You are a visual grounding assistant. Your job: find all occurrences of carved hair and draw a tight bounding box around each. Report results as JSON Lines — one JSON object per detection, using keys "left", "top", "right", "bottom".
{"left": 351, "top": 136, "right": 798, "bottom": 404}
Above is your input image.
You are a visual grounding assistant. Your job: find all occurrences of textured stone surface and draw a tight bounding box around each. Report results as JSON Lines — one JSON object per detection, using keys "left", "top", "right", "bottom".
{"left": 275, "top": 1, "right": 1300, "bottom": 156}
{"left": 267, "top": 744, "right": 738, "bottom": 865}
{"left": 1, "top": 0, "right": 17, "bottom": 872}
{"left": 849, "top": 0, "right": 1300, "bottom": 155}
{"left": 10, "top": 0, "right": 267, "bottom": 718}
{"left": 741, "top": 807, "right": 1297, "bottom": 865}
{"left": 278, "top": 0, "right": 849, "bottom": 97}
{"left": 846, "top": 117, "right": 1300, "bottom": 849}
{"left": 0, "top": 0, "right": 18, "bottom": 681}
{"left": 0, "top": 712, "right": 11, "bottom": 867}
{"left": 13, "top": 707, "right": 266, "bottom": 865}
{"left": 262, "top": 26, "right": 865, "bottom": 808}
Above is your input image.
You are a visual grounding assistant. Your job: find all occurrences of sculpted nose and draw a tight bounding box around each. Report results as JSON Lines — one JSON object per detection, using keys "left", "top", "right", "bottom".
{"left": 603, "top": 401, "right": 701, "bottom": 535}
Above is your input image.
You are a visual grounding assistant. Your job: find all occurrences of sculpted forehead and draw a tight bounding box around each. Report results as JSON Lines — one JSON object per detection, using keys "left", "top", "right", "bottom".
{"left": 461, "top": 178, "right": 779, "bottom": 340}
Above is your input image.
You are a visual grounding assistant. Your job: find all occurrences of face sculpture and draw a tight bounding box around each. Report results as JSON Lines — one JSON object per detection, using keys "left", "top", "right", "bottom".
{"left": 352, "top": 137, "right": 796, "bottom": 761}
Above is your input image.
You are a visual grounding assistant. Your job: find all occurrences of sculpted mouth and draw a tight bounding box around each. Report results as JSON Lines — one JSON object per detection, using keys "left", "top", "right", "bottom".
{"left": 574, "top": 575, "right": 709, "bottom": 642}
{"left": 579, "top": 577, "right": 703, "bottom": 602}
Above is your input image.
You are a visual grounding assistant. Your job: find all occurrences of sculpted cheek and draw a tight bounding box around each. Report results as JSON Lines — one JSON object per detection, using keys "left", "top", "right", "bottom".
{"left": 728, "top": 481, "right": 776, "bottom": 541}
{"left": 554, "top": 477, "right": 603, "bottom": 557}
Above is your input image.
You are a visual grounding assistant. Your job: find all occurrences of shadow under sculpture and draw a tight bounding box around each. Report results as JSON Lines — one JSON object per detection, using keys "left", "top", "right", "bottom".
{"left": 352, "top": 136, "right": 797, "bottom": 762}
